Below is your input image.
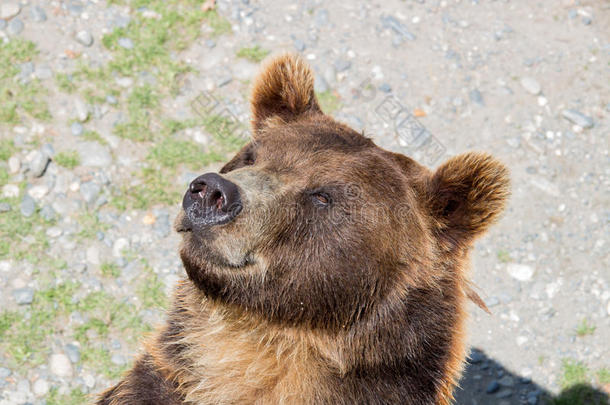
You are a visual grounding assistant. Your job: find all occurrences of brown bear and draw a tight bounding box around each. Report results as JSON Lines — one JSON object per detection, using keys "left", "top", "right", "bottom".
{"left": 97, "top": 54, "right": 509, "bottom": 405}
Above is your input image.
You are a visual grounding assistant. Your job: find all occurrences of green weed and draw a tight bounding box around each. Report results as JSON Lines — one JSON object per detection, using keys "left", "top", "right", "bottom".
{"left": 236, "top": 45, "right": 270, "bottom": 63}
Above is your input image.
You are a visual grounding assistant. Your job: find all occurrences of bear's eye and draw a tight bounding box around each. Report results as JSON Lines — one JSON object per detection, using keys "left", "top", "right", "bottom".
{"left": 310, "top": 191, "right": 332, "bottom": 207}
{"left": 243, "top": 150, "right": 255, "bottom": 166}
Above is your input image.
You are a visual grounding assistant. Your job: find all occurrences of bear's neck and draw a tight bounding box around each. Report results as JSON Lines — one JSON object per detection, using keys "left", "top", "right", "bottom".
{"left": 152, "top": 278, "right": 465, "bottom": 404}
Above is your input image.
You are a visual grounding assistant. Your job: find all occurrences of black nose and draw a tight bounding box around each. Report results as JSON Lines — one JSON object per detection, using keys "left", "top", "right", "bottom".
{"left": 182, "top": 173, "right": 242, "bottom": 226}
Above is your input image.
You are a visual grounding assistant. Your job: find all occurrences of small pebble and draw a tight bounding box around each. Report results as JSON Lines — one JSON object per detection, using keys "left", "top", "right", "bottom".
{"left": 49, "top": 353, "right": 73, "bottom": 377}
{"left": 486, "top": 380, "right": 500, "bottom": 394}
{"left": 20, "top": 195, "right": 36, "bottom": 217}
{"left": 507, "top": 263, "right": 534, "bottom": 281}
{"left": 0, "top": 3, "right": 21, "bottom": 20}
{"left": 30, "top": 6, "right": 47, "bottom": 22}
{"left": 76, "top": 30, "right": 94, "bottom": 47}
{"left": 71, "top": 122, "right": 84, "bottom": 136}
{"left": 561, "top": 109, "right": 594, "bottom": 129}
{"left": 118, "top": 37, "right": 134, "bottom": 49}
{"left": 7, "top": 18, "right": 24, "bottom": 35}
{"left": 520, "top": 77, "right": 541, "bottom": 95}
{"left": 64, "top": 343, "right": 81, "bottom": 363}
{"left": 12, "top": 287, "right": 34, "bottom": 305}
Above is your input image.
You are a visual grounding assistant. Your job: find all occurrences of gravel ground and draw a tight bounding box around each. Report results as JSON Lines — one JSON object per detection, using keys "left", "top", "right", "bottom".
{"left": 0, "top": 1, "right": 608, "bottom": 404}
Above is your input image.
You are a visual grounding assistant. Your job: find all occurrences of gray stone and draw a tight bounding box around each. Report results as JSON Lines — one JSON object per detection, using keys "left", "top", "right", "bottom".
{"left": 13, "top": 287, "right": 34, "bottom": 305}
{"left": 33, "top": 378, "right": 49, "bottom": 397}
{"left": 74, "top": 98, "right": 89, "bottom": 122}
{"left": 68, "top": 1, "right": 84, "bottom": 15}
{"left": 40, "top": 204, "right": 56, "bottom": 221}
{"left": 111, "top": 353, "right": 126, "bottom": 365}
{"left": 49, "top": 353, "right": 73, "bottom": 377}
{"left": 561, "top": 109, "right": 594, "bottom": 128}
{"left": 205, "top": 39, "right": 216, "bottom": 48}
{"left": 30, "top": 6, "right": 47, "bottom": 22}
{"left": 35, "top": 64, "right": 53, "bottom": 80}
{"left": 118, "top": 37, "right": 134, "bottom": 49}
{"left": 80, "top": 181, "right": 101, "bottom": 205}
{"left": 19, "top": 62, "right": 34, "bottom": 79}
{"left": 498, "top": 376, "right": 515, "bottom": 387}
{"left": 20, "top": 194, "right": 36, "bottom": 217}
{"left": 496, "top": 389, "right": 513, "bottom": 398}
{"left": 41, "top": 143, "right": 55, "bottom": 158}
{"left": 71, "top": 122, "right": 84, "bottom": 136}
{"left": 64, "top": 343, "right": 81, "bottom": 363}
{"left": 520, "top": 77, "right": 541, "bottom": 95}
{"left": 314, "top": 9, "right": 329, "bottom": 27}
{"left": 0, "top": 367, "right": 11, "bottom": 378}
{"left": 217, "top": 74, "right": 233, "bottom": 87}
{"left": 486, "top": 380, "right": 500, "bottom": 394}
{"left": 293, "top": 38, "right": 306, "bottom": 52}
{"left": 469, "top": 89, "right": 484, "bottom": 105}
{"left": 507, "top": 263, "right": 534, "bottom": 281}
{"left": 7, "top": 18, "right": 24, "bottom": 35}
{"left": 106, "top": 95, "right": 118, "bottom": 105}
{"left": 0, "top": 3, "right": 21, "bottom": 20}
{"left": 75, "top": 30, "right": 93, "bottom": 47}
{"left": 380, "top": 15, "right": 416, "bottom": 41}
{"left": 76, "top": 142, "right": 112, "bottom": 167}
{"left": 334, "top": 59, "right": 351, "bottom": 72}
{"left": 28, "top": 150, "right": 51, "bottom": 177}
{"left": 379, "top": 83, "right": 392, "bottom": 93}
{"left": 0, "top": 202, "right": 11, "bottom": 212}
{"left": 582, "top": 17, "right": 592, "bottom": 25}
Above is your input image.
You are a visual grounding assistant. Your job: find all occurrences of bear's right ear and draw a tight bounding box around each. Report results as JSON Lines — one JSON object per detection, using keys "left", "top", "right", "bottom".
{"left": 427, "top": 152, "right": 510, "bottom": 251}
{"left": 250, "top": 53, "right": 322, "bottom": 133}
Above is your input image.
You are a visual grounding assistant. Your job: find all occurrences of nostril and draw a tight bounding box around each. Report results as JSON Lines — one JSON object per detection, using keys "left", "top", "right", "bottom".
{"left": 211, "top": 191, "right": 224, "bottom": 210}
{"left": 190, "top": 181, "right": 207, "bottom": 194}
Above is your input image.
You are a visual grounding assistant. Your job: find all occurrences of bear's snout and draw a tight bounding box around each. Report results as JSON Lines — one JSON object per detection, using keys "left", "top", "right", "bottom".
{"left": 182, "top": 173, "right": 243, "bottom": 227}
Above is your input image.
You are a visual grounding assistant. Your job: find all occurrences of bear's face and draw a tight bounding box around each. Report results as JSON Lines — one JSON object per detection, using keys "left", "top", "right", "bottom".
{"left": 176, "top": 55, "right": 509, "bottom": 330}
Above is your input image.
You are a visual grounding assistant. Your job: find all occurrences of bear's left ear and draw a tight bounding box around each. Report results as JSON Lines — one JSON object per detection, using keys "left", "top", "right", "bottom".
{"left": 250, "top": 53, "right": 322, "bottom": 133}
{"left": 427, "top": 152, "right": 510, "bottom": 250}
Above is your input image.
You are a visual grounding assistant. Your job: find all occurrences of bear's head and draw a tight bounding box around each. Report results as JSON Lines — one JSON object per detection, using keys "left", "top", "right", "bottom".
{"left": 175, "top": 54, "right": 509, "bottom": 334}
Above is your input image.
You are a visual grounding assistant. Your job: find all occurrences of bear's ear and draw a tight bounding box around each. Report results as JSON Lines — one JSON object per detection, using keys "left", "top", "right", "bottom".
{"left": 427, "top": 152, "right": 510, "bottom": 250}
{"left": 250, "top": 53, "right": 322, "bottom": 133}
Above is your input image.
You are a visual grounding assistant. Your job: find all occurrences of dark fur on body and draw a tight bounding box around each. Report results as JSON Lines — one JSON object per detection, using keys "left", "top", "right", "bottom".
{"left": 98, "top": 54, "right": 509, "bottom": 405}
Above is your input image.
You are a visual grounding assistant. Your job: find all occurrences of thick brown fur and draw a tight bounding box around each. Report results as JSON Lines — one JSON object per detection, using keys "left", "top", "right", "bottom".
{"left": 97, "top": 54, "right": 510, "bottom": 405}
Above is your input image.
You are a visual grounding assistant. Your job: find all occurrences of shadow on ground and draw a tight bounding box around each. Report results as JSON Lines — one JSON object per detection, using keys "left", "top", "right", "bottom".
{"left": 455, "top": 347, "right": 609, "bottom": 405}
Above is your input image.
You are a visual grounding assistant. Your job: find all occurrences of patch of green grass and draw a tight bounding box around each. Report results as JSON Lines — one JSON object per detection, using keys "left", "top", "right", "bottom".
{"left": 76, "top": 212, "right": 110, "bottom": 241}
{"left": 148, "top": 137, "right": 213, "bottom": 169}
{"left": 236, "top": 45, "right": 270, "bottom": 63}
{"left": 1, "top": 282, "right": 79, "bottom": 368}
{"left": 559, "top": 359, "right": 589, "bottom": 389}
{"left": 81, "top": 345, "right": 128, "bottom": 379}
{"left": 316, "top": 90, "right": 342, "bottom": 114}
{"left": 137, "top": 270, "right": 167, "bottom": 309}
{"left": 497, "top": 249, "right": 511, "bottom": 263}
{"left": 55, "top": 73, "right": 76, "bottom": 93}
{"left": 597, "top": 368, "right": 610, "bottom": 385}
{"left": 0, "top": 139, "right": 16, "bottom": 161}
{"left": 82, "top": 129, "right": 108, "bottom": 145}
{"left": 46, "top": 387, "right": 87, "bottom": 405}
{"left": 0, "top": 196, "right": 51, "bottom": 261}
{"left": 101, "top": 262, "right": 121, "bottom": 278}
{"left": 203, "top": 9, "right": 232, "bottom": 37}
{"left": 114, "top": 85, "right": 160, "bottom": 141}
{"left": 129, "top": 166, "right": 182, "bottom": 209}
{"left": 575, "top": 318, "right": 596, "bottom": 337}
{"left": 54, "top": 150, "right": 80, "bottom": 169}
{"left": 0, "top": 39, "right": 50, "bottom": 124}
{"left": 0, "top": 311, "right": 19, "bottom": 338}
{"left": 0, "top": 167, "right": 9, "bottom": 188}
